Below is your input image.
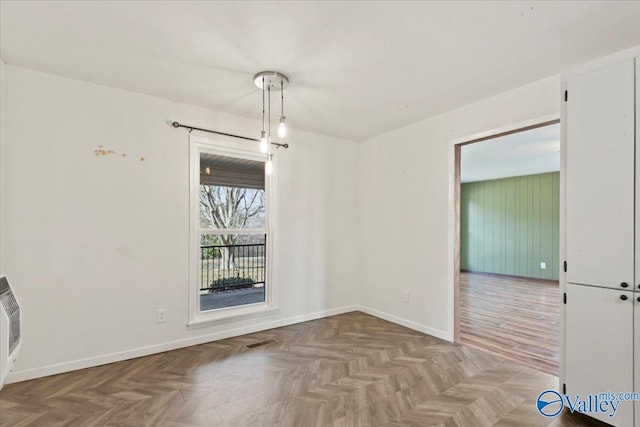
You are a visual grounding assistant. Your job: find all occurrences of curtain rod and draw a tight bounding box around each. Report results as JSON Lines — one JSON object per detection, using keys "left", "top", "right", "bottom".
{"left": 172, "top": 121, "right": 289, "bottom": 148}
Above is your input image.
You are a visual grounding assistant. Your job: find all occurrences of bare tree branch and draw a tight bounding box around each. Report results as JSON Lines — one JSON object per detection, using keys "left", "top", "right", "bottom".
{"left": 199, "top": 184, "right": 266, "bottom": 267}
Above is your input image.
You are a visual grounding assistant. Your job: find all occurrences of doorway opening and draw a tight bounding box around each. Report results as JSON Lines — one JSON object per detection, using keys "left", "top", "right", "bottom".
{"left": 453, "top": 119, "right": 561, "bottom": 375}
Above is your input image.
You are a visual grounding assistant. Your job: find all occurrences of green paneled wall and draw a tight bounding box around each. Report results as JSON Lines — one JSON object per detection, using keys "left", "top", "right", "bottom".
{"left": 460, "top": 172, "right": 559, "bottom": 280}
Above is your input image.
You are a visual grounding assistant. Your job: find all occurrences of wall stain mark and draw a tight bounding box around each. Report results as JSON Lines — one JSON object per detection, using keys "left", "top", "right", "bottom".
{"left": 93, "top": 146, "right": 144, "bottom": 162}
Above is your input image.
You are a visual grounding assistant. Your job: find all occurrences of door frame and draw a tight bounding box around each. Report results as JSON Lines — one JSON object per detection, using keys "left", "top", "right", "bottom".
{"left": 447, "top": 115, "right": 560, "bottom": 342}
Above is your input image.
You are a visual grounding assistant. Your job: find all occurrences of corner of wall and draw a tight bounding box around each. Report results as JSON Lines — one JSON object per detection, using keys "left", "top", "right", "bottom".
{"left": 355, "top": 74, "right": 562, "bottom": 345}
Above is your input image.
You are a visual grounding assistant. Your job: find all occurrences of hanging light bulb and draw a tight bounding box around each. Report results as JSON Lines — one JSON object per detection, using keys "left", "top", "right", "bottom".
{"left": 278, "top": 78, "right": 286, "bottom": 139}
{"left": 260, "top": 131, "right": 268, "bottom": 153}
{"left": 278, "top": 116, "right": 286, "bottom": 139}
{"left": 265, "top": 155, "right": 273, "bottom": 175}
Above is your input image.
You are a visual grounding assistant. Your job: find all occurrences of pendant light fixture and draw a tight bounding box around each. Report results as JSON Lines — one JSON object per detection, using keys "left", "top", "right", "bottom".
{"left": 278, "top": 80, "right": 287, "bottom": 139}
{"left": 254, "top": 71, "right": 289, "bottom": 175}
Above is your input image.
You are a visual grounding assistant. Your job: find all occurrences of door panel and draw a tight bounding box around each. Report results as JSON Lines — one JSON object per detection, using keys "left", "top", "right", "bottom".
{"left": 636, "top": 55, "right": 640, "bottom": 427}
{"left": 566, "top": 59, "right": 635, "bottom": 289}
{"left": 635, "top": 291, "right": 639, "bottom": 427}
{"left": 636, "top": 56, "right": 640, "bottom": 293}
{"left": 565, "top": 284, "right": 634, "bottom": 426}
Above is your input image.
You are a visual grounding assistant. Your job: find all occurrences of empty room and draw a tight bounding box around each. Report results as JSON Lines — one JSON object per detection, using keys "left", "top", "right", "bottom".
{"left": 457, "top": 123, "right": 561, "bottom": 376}
{"left": 1, "top": 2, "right": 640, "bottom": 426}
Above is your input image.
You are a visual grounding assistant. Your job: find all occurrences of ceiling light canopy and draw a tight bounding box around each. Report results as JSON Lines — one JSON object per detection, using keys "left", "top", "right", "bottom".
{"left": 253, "top": 71, "right": 289, "bottom": 90}
{"left": 254, "top": 71, "right": 289, "bottom": 175}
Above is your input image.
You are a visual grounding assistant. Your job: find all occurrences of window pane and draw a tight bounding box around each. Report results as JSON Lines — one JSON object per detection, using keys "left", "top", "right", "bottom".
{"left": 199, "top": 233, "right": 266, "bottom": 312}
{"left": 200, "top": 185, "right": 265, "bottom": 229}
{"left": 200, "top": 153, "right": 265, "bottom": 230}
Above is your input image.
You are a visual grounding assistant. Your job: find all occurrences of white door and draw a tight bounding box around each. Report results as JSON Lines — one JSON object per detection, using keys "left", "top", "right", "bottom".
{"left": 636, "top": 56, "right": 640, "bottom": 293}
{"left": 566, "top": 59, "right": 635, "bottom": 290}
{"left": 565, "top": 284, "right": 634, "bottom": 426}
{"left": 636, "top": 56, "right": 640, "bottom": 427}
{"left": 635, "top": 293, "right": 640, "bottom": 427}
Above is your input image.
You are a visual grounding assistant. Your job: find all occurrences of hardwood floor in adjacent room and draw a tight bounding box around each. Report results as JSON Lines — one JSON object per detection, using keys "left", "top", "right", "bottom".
{"left": 1, "top": 312, "right": 600, "bottom": 426}
{"left": 460, "top": 271, "right": 560, "bottom": 376}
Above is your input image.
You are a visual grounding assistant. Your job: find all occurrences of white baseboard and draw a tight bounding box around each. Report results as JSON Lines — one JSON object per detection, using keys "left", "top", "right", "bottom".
{"left": 356, "top": 305, "right": 453, "bottom": 342}
{"left": 7, "top": 304, "right": 452, "bottom": 384}
{"left": 6, "top": 305, "right": 359, "bottom": 384}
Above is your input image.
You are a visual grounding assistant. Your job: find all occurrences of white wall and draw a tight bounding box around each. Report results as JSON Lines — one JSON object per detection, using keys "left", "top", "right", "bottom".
{"left": 357, "top": 75, "right": 561, "bottom": 340}
{"left": 1, "top": 65, "right": 359, "bottom": 381}
{"left": 0, "top": 58, "right": 5, "bottom": 273}
{"left": 0, "top": 63, "right": 563, "bottom": 382}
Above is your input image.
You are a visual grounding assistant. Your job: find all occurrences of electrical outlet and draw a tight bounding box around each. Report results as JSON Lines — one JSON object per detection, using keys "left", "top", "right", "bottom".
{"left": 540, "top": 262, "right": 546, "bottom": 269}
{"left": 402, "top": 290, "right": 410, "bottom": 304}
{"left": 157, "top": 309, "right": 167, "bottom": 323}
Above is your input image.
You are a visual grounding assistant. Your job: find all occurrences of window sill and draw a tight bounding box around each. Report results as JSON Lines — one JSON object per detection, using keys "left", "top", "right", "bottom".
{"left": 187, "top": 304, "right": 279, "bottom": 329}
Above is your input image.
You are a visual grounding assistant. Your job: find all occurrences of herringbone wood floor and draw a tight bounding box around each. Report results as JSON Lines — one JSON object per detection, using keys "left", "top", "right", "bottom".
{"left": 0, "top": 312, "right": 603, "bottom": 427}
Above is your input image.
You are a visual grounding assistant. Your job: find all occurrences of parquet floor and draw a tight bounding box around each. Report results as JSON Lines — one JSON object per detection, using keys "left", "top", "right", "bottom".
{"left": 0, "top": 311, "right": 602, "bottom": 426}
{"left": 459, "top": 272, "right": 560, "bottom": 376}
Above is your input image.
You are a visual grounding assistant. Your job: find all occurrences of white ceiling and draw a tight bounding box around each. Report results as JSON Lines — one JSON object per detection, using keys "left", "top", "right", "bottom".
{"left": 1, "top": 2, "right": 640, "bottom": 141}
{"left": 461, "top": 123, "right": 560, "bottom": 183}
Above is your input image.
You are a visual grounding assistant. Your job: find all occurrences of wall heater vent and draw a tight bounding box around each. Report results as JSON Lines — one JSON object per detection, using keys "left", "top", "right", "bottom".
{"left": 0, "top": 276, "right": 21, "bottom": 389}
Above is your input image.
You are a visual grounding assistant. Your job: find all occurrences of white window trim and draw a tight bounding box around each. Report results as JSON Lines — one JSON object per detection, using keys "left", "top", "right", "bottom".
{"left": 187, "top": 134, "right": 278, "bottom": 327}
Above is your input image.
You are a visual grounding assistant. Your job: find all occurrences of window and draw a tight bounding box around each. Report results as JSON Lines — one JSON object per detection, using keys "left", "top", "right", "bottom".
{"left": 189, "top": 137, "right": 275, "bottom": 325}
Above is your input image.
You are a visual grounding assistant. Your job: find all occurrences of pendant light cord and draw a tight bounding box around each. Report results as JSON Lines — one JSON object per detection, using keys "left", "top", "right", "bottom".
{"left": 268, "top": 84, "right": 271, "bottom": 155}
{"left": 262, "top": 77, "right": 266, "bottom": 133}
